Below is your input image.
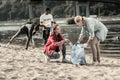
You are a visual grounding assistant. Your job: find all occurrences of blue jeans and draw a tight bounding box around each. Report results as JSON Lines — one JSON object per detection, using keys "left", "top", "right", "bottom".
{"left": 50, "top": 44, "right": 66, "bottom": 59}
{"left": 50, "top": 27, "right": 53, "bottom": 33}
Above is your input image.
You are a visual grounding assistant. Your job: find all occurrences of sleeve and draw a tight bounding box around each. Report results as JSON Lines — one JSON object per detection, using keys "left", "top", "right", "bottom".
{"left": 40, "top": 15, "right": 43, "bottom": 24}
{"left": 51, "top": 14, "right": 53, "bottom": 22}
{"left": 80, "top": 27, "right": 84, "bottom": 36}
{"left": 88, "top": 23, "right": 95, "bottom": 40}
{"left": 30, "top": 24, "right": 34, "bottom": 37}
{"left": 49, "top": 36, "right": 57, "bottom": 46}
{"left": 49, "top": 34, "right": 64, "bottom": 47}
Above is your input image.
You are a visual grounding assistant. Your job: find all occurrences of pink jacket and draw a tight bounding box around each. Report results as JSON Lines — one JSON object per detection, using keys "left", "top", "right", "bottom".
{"left": 44, "top": 33, "right": 69, "bottom": 56}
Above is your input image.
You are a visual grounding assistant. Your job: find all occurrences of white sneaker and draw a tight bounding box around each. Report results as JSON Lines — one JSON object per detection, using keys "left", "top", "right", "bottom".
{"left": 44, "top": 54, "right": 50, "bottom": 63}
{"left": 6, "top": 42, "right": 10, "bottom": 47}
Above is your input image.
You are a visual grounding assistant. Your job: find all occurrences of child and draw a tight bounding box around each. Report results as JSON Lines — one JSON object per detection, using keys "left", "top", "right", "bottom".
{"left": 7, "top": 23, "right": 42, "bottom": 49}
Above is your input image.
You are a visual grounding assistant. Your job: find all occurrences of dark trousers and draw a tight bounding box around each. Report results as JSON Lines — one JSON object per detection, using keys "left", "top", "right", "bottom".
{"left": 9, "top": 26, "right": 34, "bottom": 49}
{"left": 43, "top": 27, "right": 50, "bottom": 44}
{"left": 51, "top": 44, "right": 66, "bottom": 59}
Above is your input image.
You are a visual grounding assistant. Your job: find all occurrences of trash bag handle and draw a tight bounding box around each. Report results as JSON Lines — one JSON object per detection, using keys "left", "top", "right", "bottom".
{"left": 74, "top": 42, "right": 80, "bottom": 46}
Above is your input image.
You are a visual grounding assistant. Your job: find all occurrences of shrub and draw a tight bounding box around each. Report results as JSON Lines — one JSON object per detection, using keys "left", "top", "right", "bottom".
{"left": 66, "top": 18, "right": 75, "bottom": 24}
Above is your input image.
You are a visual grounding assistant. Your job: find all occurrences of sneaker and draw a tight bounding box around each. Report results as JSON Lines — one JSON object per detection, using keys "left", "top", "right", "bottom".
{"left": 62, "top": 58, "right": 70, "bottom": 63}
{"left": 6, "top": 42, "right": 10, "bottom": 47}
{"left": 44, "top": 53, "right": 50, "bottom": 63}
{"left": 31, "top": 44, "right": 35, "bottom": 49}
{"left": 75, "top": 64, "right": 81, "bottom": 67}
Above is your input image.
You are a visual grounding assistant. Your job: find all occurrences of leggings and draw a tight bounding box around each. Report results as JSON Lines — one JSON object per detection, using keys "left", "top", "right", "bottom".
{"left": 9, "top": 26, "right": 34, "bottom": 49}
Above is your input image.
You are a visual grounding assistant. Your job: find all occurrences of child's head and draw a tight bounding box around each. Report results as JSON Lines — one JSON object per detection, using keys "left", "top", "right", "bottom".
{"left": 53, "top": 24, "right": 61, "bottom": 35}
{"left": 32, "top": 24, "right": 40, "bottom": 35}
{"left": 45, "top": 8, "right": 50, "bottom": 15}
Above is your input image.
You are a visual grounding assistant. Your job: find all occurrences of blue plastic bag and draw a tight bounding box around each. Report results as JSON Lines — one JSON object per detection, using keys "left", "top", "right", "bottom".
{"left": 70, "top": 44, "right": 86, "bottom": 65}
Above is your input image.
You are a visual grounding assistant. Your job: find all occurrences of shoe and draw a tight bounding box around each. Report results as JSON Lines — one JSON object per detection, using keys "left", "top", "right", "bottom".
{"left": 6, "top": 42, "right": 10, "bottom": 47}
{"left": 25, "top": 47, "right": 28, "bottom": 50}
{"left": 75, "top": 64, "right": 81, "bottom": 67}
{"left": 62, "top": 58, "right": 70, "bottom": 63}
{"left": 31, "top": 44, "right": 35, "bottom": 49}
{"left": 44, "top": 53, "right": 50, "bottom": 63}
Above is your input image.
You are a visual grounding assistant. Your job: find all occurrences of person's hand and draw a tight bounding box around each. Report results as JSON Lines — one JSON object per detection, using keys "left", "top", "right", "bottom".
{"left": 77, "top": 40, "right": 80, "bottom": 44}
{"left": 56, "top": 42, "right": 61, "bottom": 46}
{"left": 83, "top": 43, "right": 88, "bottom": 48}
{"left": 64, "top": 39, "right": 70, "bottom": 43}
{"left": 44, "top": 23, "right": 50, "bottom": 27}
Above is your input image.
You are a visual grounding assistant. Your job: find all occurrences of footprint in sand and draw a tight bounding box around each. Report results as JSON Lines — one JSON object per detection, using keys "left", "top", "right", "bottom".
{"left": 67, "top": 76, "right": 77, "bottom": 80}
{"left": 32, "top": 77, "right": 47, "bottom": 80}
{"left": 0, "top": 72, "right": 6, "bottom": 80}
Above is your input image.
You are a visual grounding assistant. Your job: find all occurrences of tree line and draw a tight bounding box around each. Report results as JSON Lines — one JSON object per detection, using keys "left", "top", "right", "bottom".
{"left": 0, "top": 0, "right": 119, "bottom": 21}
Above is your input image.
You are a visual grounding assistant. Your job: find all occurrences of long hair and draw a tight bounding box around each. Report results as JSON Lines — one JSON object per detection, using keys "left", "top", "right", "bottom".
{"left": 52, "top": 24, "right": 61, "bottom": 41}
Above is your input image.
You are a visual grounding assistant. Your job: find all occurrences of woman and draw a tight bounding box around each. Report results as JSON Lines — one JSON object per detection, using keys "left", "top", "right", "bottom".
{"left": 74, "top": 16, "right": 108, "bottom": 65}
{"left": 44, "top": 24, "right": 70, "bottom": 63}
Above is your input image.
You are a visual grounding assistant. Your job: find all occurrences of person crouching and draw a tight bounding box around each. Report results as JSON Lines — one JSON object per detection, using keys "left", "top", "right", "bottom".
{"left": 44, "top": 24, "right": 70, "bottom": 63}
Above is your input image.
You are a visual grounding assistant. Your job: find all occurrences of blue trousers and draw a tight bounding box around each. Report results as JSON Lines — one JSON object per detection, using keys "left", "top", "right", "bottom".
{"left": 50, "top": 44, "right": 66, "bottom": 59}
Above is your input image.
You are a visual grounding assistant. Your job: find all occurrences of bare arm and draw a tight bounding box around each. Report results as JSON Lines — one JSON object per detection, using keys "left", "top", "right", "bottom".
{"left": 86, "top": 38, "right": 92, "bottom": 45}
{"left": 78, "top": 35, "right": 83, "bottom": 43}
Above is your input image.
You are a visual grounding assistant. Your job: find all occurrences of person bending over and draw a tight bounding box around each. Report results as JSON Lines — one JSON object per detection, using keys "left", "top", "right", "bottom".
{"left": 7, "top": 23, "right": 41, "bottom": 49}
{"left": 74, "top": 16, "right": 108, "bottom": 65}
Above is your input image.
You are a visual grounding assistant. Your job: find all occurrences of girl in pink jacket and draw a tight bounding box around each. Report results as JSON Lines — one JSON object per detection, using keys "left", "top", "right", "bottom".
{"left": 44, "top": 24, "right": 70, "bottom": 63}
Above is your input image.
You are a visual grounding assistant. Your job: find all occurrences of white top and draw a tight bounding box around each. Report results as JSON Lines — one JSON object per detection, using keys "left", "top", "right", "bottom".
{"left": 21, "top": 23, "right": 32, "bottom": 31}
{"left": 25, "top": 23, "right": 33, "bottom": 31}
{"left": 40, "top": 13, "right": 53, "bottom": 27}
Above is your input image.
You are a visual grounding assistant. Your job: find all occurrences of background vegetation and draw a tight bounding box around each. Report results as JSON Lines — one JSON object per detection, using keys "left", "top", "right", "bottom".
{"left": 0, "top": 0, "right": 119, "bottom": 21}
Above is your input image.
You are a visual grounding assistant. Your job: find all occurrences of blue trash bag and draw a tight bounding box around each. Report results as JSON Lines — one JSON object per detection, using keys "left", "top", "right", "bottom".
{"left": 70, "top": 43, "right": 86, "bottom": 65}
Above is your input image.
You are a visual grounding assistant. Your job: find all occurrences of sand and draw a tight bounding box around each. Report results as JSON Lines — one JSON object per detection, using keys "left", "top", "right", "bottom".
{"left": 0, "top": 43, "right": 120, "bottom": 80}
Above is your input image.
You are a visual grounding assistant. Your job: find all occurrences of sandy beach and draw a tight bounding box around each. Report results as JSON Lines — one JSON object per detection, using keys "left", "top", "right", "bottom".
{"left": 0, "top": 43, "right": 120, "bottom": 80}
